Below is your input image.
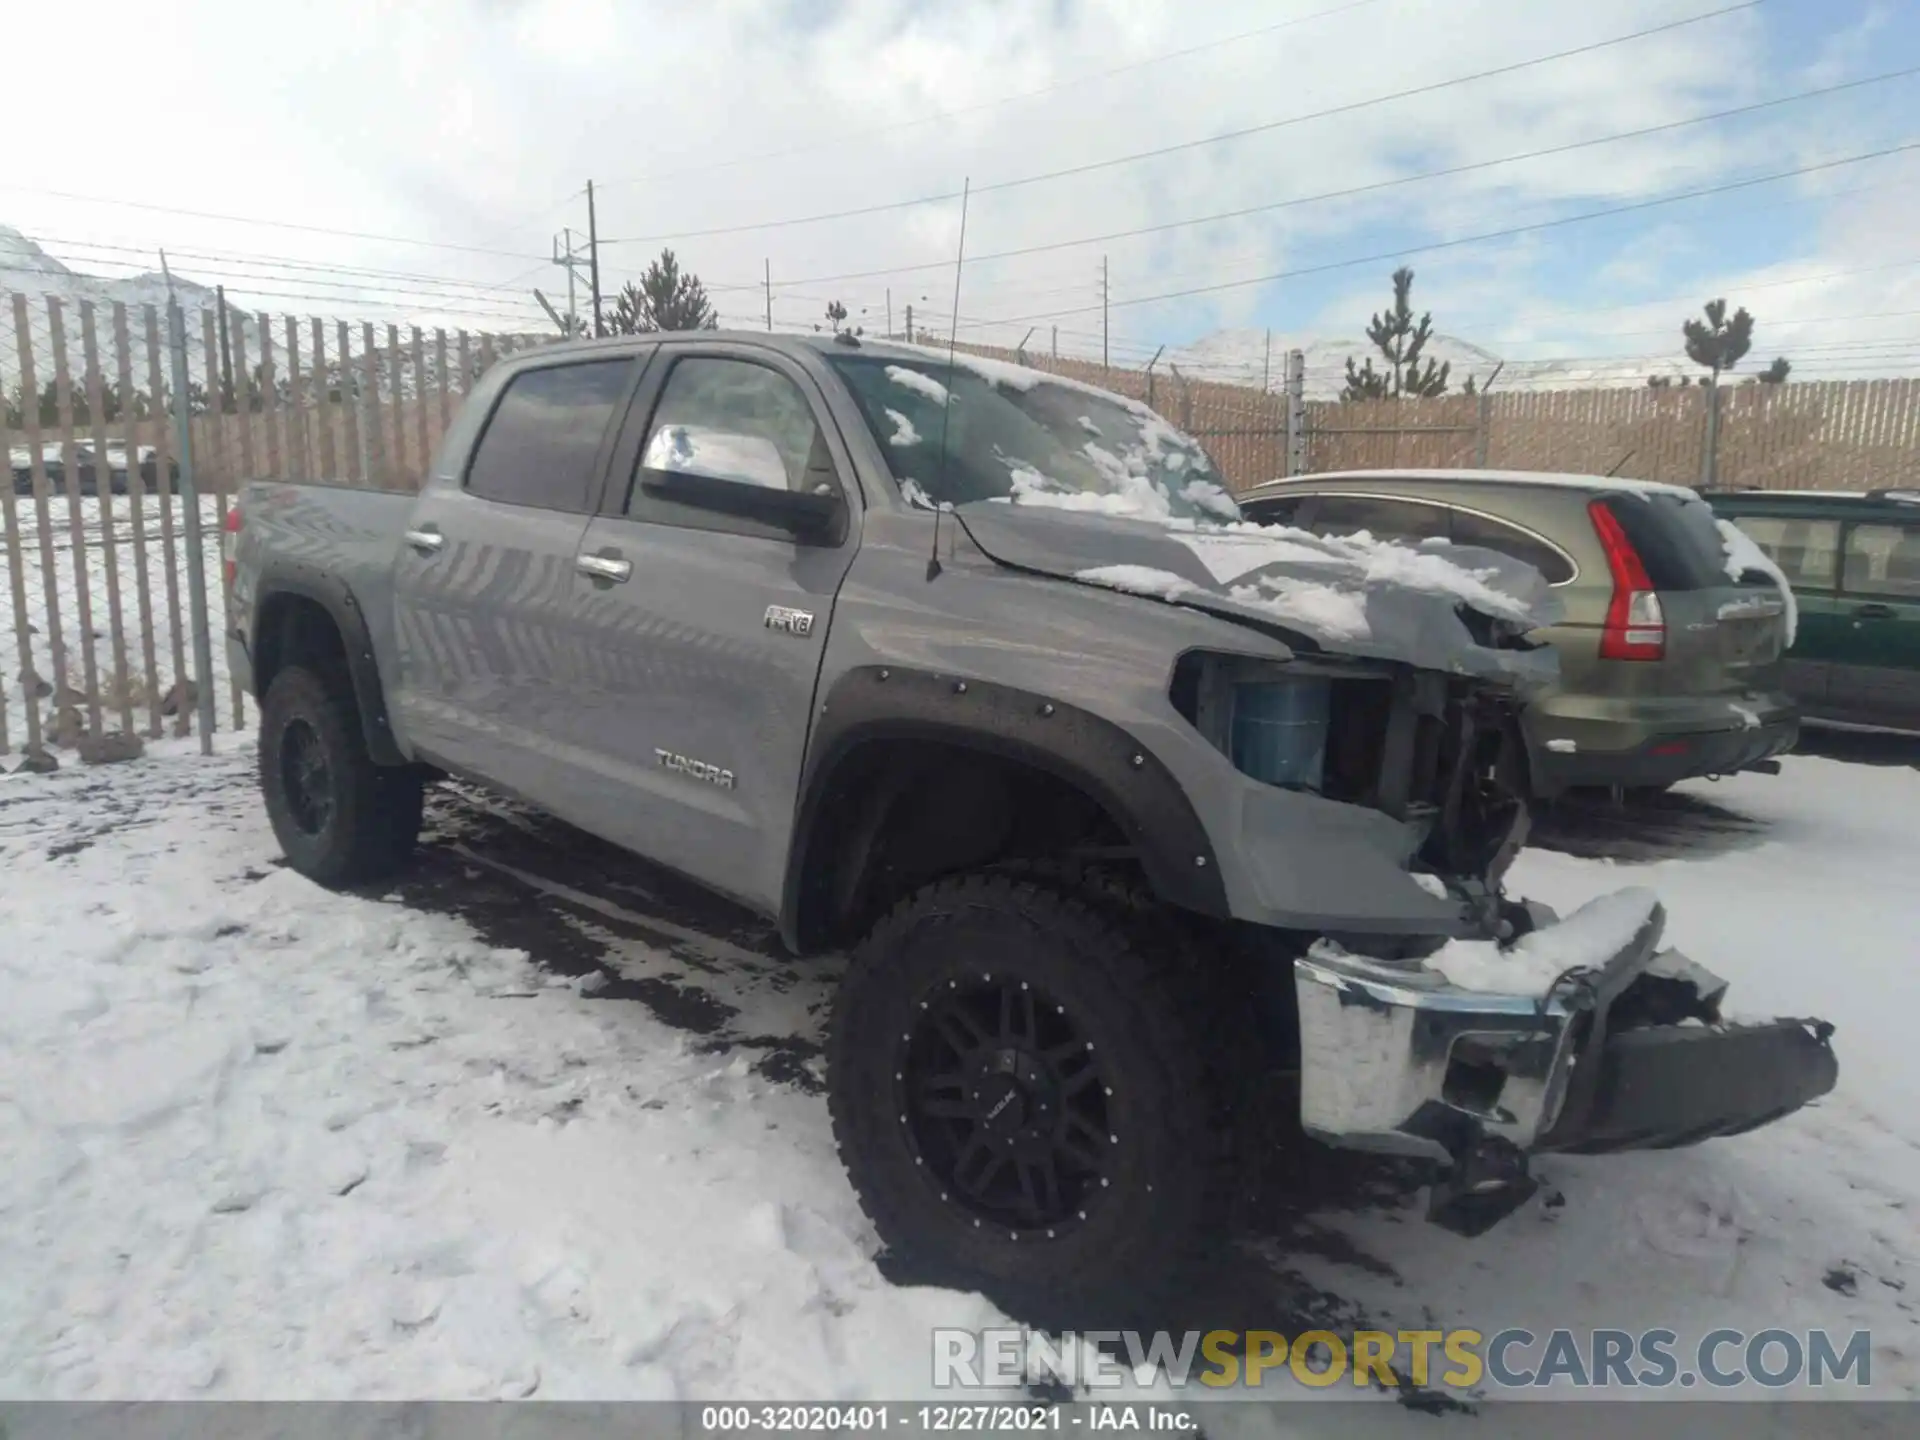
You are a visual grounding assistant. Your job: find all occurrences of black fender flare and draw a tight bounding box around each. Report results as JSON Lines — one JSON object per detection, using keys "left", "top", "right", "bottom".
{"left": 251, "top": 560, "right": 407, "bottom": 767}
{"left": 780, "top": 665, "right": 1227, "bottom": 952}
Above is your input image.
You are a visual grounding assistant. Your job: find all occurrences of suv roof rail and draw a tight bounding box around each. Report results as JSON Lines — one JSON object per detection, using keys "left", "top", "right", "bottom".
{"left": 1866, "top": 487, "right": 1920, "bottom": 503}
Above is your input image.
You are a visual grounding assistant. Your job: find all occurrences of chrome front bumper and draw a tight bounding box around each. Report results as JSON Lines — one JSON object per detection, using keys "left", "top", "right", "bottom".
{"left": 1294, "top": 897, "right": 1835, "bottom": 1166}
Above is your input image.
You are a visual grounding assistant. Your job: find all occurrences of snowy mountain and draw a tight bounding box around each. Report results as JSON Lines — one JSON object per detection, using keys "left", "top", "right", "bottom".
{"left": 1163, "top": 327, "right": 1697, "bottom": 399}
{"left": 2, "top": 225, "right": 253, "bottom": 392}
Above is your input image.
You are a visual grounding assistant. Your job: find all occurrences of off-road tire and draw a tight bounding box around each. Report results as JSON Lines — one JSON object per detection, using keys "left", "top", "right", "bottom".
{"left": 259, "top": 663, "right": 423, "bottom": 887}
{"left": 827, "top": 872, "right": 1235, "bottom": 1329}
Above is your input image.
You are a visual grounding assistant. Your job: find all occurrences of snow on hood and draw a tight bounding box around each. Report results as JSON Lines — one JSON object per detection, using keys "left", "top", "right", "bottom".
{"left": 1415, "top": 886, "right": 1661, "bottom": 997}
{"left": 958, "top": 503, "right": 1562, "bottom": 687}
{"left": 1716, "top": 517, "right": 1799, "bottom": 646}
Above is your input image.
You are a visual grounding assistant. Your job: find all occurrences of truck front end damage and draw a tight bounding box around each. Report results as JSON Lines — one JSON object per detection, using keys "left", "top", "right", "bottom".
{"left": 1296, "top": 898, "right": 1838, "bottom": 1236}
{"left": 1174, "top": 648, "right": 1838, "bottom": 1238}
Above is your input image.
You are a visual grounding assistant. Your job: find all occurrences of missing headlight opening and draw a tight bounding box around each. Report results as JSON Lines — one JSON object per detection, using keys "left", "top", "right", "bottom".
{"left": 1172, "top": 652, "right": 1530, "bottom": 889}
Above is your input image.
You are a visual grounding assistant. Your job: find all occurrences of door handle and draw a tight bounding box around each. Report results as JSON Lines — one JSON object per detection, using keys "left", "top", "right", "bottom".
{"left": 404, "top": 527, "right": 444, "bottom": 555}
{"left": 1853, "top": 603, "right": 1897, "bottom": 621}
{"left": 576, "top": 552, "right": 632, "bottom": 584}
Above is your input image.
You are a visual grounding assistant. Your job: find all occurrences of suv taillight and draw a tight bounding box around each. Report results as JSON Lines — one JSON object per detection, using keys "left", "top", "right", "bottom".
{"left": 222, "top": 505, "right": 242, "bottom": 586}
{"left": 1589, "top": 498, "right": 1665, "bottom": 661}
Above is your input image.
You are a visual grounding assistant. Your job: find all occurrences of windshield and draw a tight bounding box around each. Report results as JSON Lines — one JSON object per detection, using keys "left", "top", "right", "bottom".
{"left": 827, "top": 351, "right": 1241, "bottom": 523}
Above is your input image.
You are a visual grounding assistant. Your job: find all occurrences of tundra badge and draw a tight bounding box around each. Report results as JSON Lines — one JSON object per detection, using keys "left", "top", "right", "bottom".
{"left": 654, "top": 748, "right": 736, "bottom": 790}
{"left": 764, "top": 604, "right": 815, "bottom": 636}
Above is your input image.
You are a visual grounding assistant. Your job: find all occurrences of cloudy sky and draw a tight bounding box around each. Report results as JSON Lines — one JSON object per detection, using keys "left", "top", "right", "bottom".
{"left": 2, "top": 0, "right": 1915, "bottom": 384}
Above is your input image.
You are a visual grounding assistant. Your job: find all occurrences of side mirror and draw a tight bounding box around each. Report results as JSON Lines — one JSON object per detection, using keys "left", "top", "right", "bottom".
{"left": 639, "top": 424, "right": 844, "bottom": 541}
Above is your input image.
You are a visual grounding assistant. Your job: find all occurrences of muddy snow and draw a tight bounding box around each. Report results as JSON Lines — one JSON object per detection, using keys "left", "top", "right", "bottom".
{"left": 0, "top": 737, "right": 1915, "bottom": 1414}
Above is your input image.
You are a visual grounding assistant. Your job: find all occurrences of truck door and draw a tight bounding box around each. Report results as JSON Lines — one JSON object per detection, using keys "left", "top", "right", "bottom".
{"left": 389, "top": 354, "right": 638, "bottom": 799}
{"left": 556, "top": 343, "right": 862, "bottom": 915}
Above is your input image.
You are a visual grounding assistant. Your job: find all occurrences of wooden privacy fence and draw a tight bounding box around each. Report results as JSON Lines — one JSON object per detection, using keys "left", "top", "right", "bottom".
{"left": 7, "top": 291, "right": 1918, "bottom": 768}
{"left": 1, "top": 288, "right": 540, "bottom": 764}
{"left": 949, "top": 341, "right": 1920, "bottom": 494}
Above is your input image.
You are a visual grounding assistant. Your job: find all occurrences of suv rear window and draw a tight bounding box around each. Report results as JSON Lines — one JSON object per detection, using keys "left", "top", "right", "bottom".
{"left": 1600, "top": 492, "right": 1733, "bottom": 591}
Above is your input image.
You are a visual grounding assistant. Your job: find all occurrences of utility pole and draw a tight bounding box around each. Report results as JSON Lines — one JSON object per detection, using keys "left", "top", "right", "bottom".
{"left": 1262, "top": 329, "right": 1272, "bottom": 392}
{"left": 1051, "top": 325, "right": 1058, "bottom": 359}
{"left": 586, "top": 180, "right": 603, "bottom": 338}
{"left": 905, "top": 303, "right": 913, "bottom": 345}
{"left": 215, "top": 285, "right": 235, "bottom": 410}
{"left": 1101, "top": 255, "right": 1109, "bottom": 369}
{"left": 1284, "top": 349, "right": 1307, "bottom": 478}
{"left": 764, "top": 259, "right": 773, "bottom": 332}
{"left": 551, "top": 227, "right": 591, "bottom": 336}
{"left": 886, "top": 288, "right": 893, "bottom": 340}
{"left": 160, "top": 253, "right": 217, "bottom": 753}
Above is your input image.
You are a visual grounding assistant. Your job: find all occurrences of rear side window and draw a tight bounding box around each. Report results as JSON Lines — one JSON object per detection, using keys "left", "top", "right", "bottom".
{"left": 465, "top": 359, "right": 631, "bottom": 512}
{"left": 1723, "top": 515, "right": 1840, "bottom": 590}
{"left": 1448, "top": 509, "right": 1575, "bottom": 584}
{"left": 1843, "top": 524, "right": 1920, "bottom": 599}
{"left": 1307, "top": 494, "right": 1451, "bottom": 546}
{"left": 1599, "top": 493, "right": 1730, "bottom": 590}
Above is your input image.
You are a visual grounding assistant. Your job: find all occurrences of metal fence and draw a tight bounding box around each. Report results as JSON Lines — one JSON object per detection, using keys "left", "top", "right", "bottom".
{"left": 2, "top": 288, "right": 539, "bottom": 765}
{"left": 948, "top": 340, "right": 1920, "bottom": 494}
{"left": 8, "top": 292, "right": 1918, "bottom": 769}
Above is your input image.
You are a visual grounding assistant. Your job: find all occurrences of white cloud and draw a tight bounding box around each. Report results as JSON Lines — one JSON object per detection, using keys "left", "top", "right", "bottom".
{"left": 0, "top": 0, "right": 1909, "bottom": 382}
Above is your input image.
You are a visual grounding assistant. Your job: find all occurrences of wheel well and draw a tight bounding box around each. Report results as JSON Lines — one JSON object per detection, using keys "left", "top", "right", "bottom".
{"left": 253, "top": 592, "right": 347, "bottom": 698}
{"left": 789, "top": 739, "right": 1132, "bottom": 952}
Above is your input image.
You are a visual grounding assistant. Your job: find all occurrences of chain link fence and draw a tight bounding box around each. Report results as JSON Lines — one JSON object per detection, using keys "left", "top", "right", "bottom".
{"left": 2, "top": 288, "right": 547, "bottom": 766}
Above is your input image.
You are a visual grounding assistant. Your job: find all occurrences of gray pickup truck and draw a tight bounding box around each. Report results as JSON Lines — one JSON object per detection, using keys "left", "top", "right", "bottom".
{"left": 226, "top": 332, "right": 1836, "bottom": 1320}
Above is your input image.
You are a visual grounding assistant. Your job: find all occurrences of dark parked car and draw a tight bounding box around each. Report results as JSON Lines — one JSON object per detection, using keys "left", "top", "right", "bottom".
{"left": 9, "top": 443, "right": 174, "bottom": 496}
{"left": 1708, "top": 488, "right": 1920, "bottom": 734}
{"left": 1240, "top": 469, "right": 1799, "bottom": 797}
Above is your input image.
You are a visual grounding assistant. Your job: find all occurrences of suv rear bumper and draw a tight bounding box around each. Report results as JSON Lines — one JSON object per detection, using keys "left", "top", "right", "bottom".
{"left": 1527, "top": 692, "right": 1799, "bottom": 793}
{"left": 1293, "top": 898, "right": 1837, "bottom": 1172}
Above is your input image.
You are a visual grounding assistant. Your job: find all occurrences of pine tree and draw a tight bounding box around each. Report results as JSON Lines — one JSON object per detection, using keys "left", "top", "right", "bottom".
{"left": 605, "top": 248, "right": 719, "bottom": 334}
{"left": 824, "top": 300, "right": 849, "bottom": 334}
{"left": 1682, "top": 298, "right": 1754, "bottom": 384}
{"left": 1342, "top": 266, "right": 1451, "bottom": 401}
{"left": 1758, "top": 356, "right": 1791, "bottom": 384}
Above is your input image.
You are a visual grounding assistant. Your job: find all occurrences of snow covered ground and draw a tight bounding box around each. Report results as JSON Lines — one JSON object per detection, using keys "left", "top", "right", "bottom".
{"left": 2, "top": 493, "right": 238, "bottom": 750}
{"left": 0, "top": 736, "right": 1915, "bottom": 1417}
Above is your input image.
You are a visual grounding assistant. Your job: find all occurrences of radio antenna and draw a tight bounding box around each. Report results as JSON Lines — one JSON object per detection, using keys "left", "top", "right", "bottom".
{"left": 927, "top": 176, "right": 970, "bottom": 581}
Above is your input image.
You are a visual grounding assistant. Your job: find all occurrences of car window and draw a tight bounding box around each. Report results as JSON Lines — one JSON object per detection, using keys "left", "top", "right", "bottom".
{"left": 1243, "top": 494, "right": 1310, "bottom": 528}
{"left": 1447, "top": 509, "right": 1575, "bottom": 584}
{"left": 1724, "top": 516, "right": 1840, "bottom": 590}
{"left": 1843, "top": 524, "right": 1920, "bottom": 599}
{"left": 464, "top": 360, "right": 631, "bottom": 512}
{"left": 1306, "top": 494, "right": 1451, "bottom": 545}
{"left": 637, "top": 357, "right": 825, "bottom": 497}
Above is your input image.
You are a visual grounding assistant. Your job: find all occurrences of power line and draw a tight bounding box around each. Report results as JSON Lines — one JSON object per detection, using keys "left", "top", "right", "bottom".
{"left": 0, "top": 259, "right": 544, "bottom": 325}
{"left": 964, "top": 139, "right": 1920, "bottom": 328}
{"left": 12, "top": 230, "right": 551, "bottom": 303}
{"left": 0, "top": 184, "right": 551, "bottom": 261}
{"left": 600, "top": 0, "right": 1391, "bottom": 191}
{"left": 607, "top": 1, "right": 1759, "bottom": 244}
{"left": 765, "top": 66, "right": 1917, "bottom": 294}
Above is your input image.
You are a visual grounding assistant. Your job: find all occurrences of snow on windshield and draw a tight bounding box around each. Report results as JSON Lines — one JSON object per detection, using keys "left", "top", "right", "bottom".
{"left": 882, "top": 365, "right": 948, "bottom": 405}
{"left": 883, "top": 408, "right": 921, "bottom": 448}
{"left": 832, "top": 350, "right": 1234, "bottom": 523}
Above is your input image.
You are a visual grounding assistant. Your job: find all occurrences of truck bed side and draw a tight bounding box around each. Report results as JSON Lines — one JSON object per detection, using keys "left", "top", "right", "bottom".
{"left": 229, "top": 479, "right": 420, "bottom": 762}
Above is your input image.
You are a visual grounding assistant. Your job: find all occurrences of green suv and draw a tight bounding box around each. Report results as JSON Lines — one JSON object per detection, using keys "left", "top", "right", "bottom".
{"left": 1708, "top": 489, "right": 1920, "bottom": 734}
{"left": 1240, "top": 469, "right": 1799, "bottom": 797}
